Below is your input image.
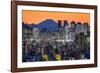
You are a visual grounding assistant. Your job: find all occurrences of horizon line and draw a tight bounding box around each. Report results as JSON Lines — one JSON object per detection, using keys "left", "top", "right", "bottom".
{"left": 22, "top": 19, "right": 89, "bottom": 25}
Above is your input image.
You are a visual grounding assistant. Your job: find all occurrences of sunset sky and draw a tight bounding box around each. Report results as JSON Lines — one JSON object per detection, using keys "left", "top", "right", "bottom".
{"left": 22, "top": 10, "right": 90, "bottom": 24}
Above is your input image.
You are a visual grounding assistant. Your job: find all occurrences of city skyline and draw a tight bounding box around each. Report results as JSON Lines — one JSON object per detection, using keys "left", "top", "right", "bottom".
{"left": 22, "top": 17, "right": 90, "bottom": 62}
{"left": 22, "top": 10, "right": 90, "bottom": 62}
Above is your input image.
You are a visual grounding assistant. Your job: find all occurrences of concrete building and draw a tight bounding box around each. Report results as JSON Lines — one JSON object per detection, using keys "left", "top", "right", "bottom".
{"left": 64, "top": 21, "right": 76, "bottom": 42}
{"left": 32, "top": 27, "right": 40, "bottom": 42}
{"left": 75, "top": 22, "right": 83, "bottom": 34}
{"left": 82, "top": 23, "right": 88, "bottom": 35}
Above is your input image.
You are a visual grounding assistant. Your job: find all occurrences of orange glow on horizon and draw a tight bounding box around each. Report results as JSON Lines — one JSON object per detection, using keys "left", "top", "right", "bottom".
{"left": 22, "top": 10, "right": 90, "bottom": 25}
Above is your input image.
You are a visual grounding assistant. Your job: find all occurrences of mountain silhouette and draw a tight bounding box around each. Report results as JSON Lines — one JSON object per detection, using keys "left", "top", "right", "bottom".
{"left": 22, "top": 19, "right": 59, "bottom": 32}
{"left": 38, "top": 19, "right": 58, "bottom": 32}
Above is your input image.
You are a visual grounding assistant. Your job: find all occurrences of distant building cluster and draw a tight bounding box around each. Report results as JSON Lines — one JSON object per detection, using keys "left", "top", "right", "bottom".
{"left": 22, "top": 20, "right": 90, "bottom": 62}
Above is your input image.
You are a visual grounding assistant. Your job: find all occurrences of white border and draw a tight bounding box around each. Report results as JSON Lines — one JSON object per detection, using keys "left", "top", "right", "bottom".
{"left": 17, "top": 5, "right": 94, "bottom": 68}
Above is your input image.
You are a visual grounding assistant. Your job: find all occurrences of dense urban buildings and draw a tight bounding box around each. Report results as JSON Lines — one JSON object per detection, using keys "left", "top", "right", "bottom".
{"left": 22, "top": 19, "right": 90, "bottom": 62}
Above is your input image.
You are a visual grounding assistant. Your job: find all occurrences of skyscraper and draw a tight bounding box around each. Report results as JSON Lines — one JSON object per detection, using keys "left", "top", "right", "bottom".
{"left": 32, "top": 27, "right": 40, "bottom": 41}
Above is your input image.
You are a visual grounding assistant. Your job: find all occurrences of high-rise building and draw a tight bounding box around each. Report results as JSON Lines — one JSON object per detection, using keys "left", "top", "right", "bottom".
{"left": 76, "top": 22, "right": 82, "bottom": 34}
{"left": 64, "top": 21, "right": 75, "bottom": 42}
{"left": 82, "top": 23, "right": 89, "bottom": 35}
{"left": 63, "top": 20, "right": 68, "bottom": 28}
{"left": 58, "top": 20, "right": 62, "bottom": 28}
{"left": 32, "top": 27, "right": 40, "bottom": 41}
{"left": 70, "top": 21, "right": 76, "bottom": 31}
